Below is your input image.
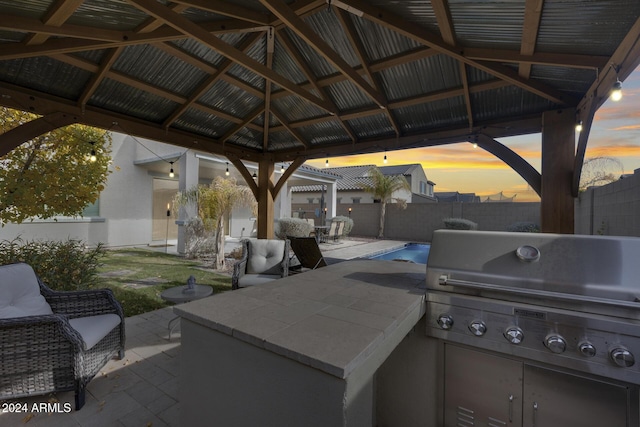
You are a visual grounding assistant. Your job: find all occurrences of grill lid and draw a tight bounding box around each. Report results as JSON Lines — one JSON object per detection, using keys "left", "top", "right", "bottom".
{"left": 426, "top": 230, "right": 640, "bottom": 304}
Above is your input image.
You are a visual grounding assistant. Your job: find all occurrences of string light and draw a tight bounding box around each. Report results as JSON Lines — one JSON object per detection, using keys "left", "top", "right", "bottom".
{"left": 280, "top": 164, "right": 285, "bottom": 173}
{"left": 252, "top": 171, "right": 257, "bottom": 179}
{"left": 325, "top": 158, "right": 329, "bottom": 168}
{"left": 576, "top": 120, "right": 583, "bottom": 133}
{"left": 383, "top": 150, "right": 387, "bottom": 164}
{"left": 169, "top": 161, "right": 174, "bottom": 178}
{"left": 89, "top": 141, "right": 97, "bottom": 162}
{"left": 610, "top": 63, "right": 623, "bottom": 102}
{"left": 225, "top": 162, "right": 229, "bottom": 176}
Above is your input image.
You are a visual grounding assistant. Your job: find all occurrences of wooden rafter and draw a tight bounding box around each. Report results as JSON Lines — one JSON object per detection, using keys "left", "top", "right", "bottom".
{"left": 334, "top": 7, "right": 400, "bottom": 136}
{"left": 126, "top": 0, "right": 334, "bottom": 114}
{"left": 78, "top": 47, "right": 123, "bottom": 110}
{"left": 520, "top": 0, "right": 545, "bottom": 78}
{"left": 338, "top": 0, "right": 577, "bottom": 106}
{"left": 271, "top": 108, "right": 310, "bottom": 149}
{"left": 263, "top": 28, "right": 275, "bottom": 151}
{"left": 24, "top": 0, "right": 84, "bottom": 46}
{"left": 220, "top": 106, "right": 265, "bottom": 143}
{"left": 259, "top": 0, "right": 386, "bottom": 108}
{"left": 0, "top": 111, "right": 78, "bottom": 157}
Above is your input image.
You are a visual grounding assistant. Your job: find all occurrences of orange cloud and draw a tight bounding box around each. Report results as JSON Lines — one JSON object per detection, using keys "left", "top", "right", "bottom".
{"left": 585, "top": 144, "right": 640, "bottom": 158}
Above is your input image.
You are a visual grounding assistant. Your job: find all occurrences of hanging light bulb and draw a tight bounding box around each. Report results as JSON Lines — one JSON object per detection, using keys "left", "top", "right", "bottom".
{"left": 325, "top": 158, "right": 329, "bottom": 168}
{"left": 611, "top": 80, "right": 623, "bottom": 101}
{"left": 472, "top": 142, "right": 478, "bottom": 149}
{"left": 576, "top": 120, "right": 583, "bottom": 133}
{"left": 252, "top": 171, "right": 257, "bottom": 179}
{"left": 169, "top": 161, "right": 174, "bottom": 178}
{"left": 225, "top": 162, "right": 230, "bottom": 176}
{"left": 383, "top": 150, "right": 387, "bottom": 164}
{"left": 280, "top": 164, "right": 285, "bottom": 173}
{"left": 89, "top": 141, "right": 97, "bottom": 162}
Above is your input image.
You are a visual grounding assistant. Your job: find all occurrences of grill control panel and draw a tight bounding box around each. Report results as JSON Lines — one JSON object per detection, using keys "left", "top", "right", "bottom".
{"left": 426, "top": 293, "right": 640, "bottom": 385}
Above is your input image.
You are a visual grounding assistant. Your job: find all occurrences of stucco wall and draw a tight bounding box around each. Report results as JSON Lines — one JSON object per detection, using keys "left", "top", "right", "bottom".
{"left": 575, "top": 168, "right": 640, "bottom": 237}
{"left": 292, "top": 202, "right": 541, "bottom": 242}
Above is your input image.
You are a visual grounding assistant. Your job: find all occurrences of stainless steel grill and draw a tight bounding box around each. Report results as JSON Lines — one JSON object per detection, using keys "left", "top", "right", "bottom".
{"left": 425, "top": 230, "right": 640, "bottom": 426}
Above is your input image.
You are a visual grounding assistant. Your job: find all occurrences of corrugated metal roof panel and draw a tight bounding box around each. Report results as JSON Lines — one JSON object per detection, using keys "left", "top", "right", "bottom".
{"left": 73, "top": 50, "right": 108, "bottom": 64}
{"left": 273, "top": 37, "right": 308, "bottom": 85}
{"left": 450, "top": 1, "right": 524, "bottom": 49}
{"left": 198, "top": 79, "right": 263, "bottom": 118}
{"left": 326, "top": 79, "right": 375, "bottom": 110}
{"left": 396, "top": 97, "right": 468, "bottom": 133}
{"left": 169, "top": 38, "right": 226, "bottom": 69}
{"left": 304, "top": 7, "right": 360, "bottom": 68}
{"left": 68, "top": 0, "right": 148, "bottom": 31}
{"left": 227, "top": 34, "right": 266, "bottom": 91}
{"left": 271, "top": 94, "right": 327, "bottom": 123}
{"left": 347, "top": 114, "right": 396, "bottom": 139}
{"left": 173, "top": 107, "right": 234, "bottom": 139}
{"left": 113, "top": 44, "right": 208, "bottom": 97}
{"left": 282, "top": 28, "right": 336, "bottom": 79}
{"left": 0, "top": 0, "right": 50, "bottom": 18}
{"left": 297, "top": 120, "right": 350, "bottom": 146}
{"left": 380, "top": 54, "right": 461, "bottom": 101}
{"left": 470, "top": 86, "right": 553, "bottom": 122}
{"left": 367, "top": 0, "right": 438, "bottom": 30}
{"left": 0, "top": 57, "right": 91, "bottom": 101}
{"left": 265, "top": 130, "right": 300, "bottom": 151}
{"left": 530, "top": 65, "right": 595, "bottom": 95}
{"left": 228, "top": 127, "right": 263, "bottom": 150}
{"left": 90, "top": 78, "right": 178, "bottom": 123}
{"left": 352, "top": 14, "right": 422, "bottom": 62}
{"left": 0, "top": 30, "right": 24, "bottom": 43}
{"left": 537, "top": 0, "right": 640, "bottom": 56}
{"left": 181, "top": 7, "right": 229, "bottom": 23}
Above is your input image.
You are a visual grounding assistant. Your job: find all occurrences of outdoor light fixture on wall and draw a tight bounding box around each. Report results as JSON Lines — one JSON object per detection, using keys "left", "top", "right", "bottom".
{"left": 169, "top": 162, "right": 174, "bottom": 178}
{"left": 610, "top": 63, "right": 623, "bottom": 102}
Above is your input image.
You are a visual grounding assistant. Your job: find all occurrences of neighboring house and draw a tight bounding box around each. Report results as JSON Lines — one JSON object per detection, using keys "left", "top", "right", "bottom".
{"left": 291, "top": 163, "right": 437, "bottom": 205}
{"left": 0, "top": 132, "right": 338, "bottom": 252}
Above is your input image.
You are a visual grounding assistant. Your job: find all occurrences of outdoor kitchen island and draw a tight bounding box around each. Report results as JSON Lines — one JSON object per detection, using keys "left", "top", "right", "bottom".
{"left": 174, "top": 259, "right": 435, "bottom": 427}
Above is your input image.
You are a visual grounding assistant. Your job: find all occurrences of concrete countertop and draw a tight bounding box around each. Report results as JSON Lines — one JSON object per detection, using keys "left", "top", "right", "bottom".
{"left": 175, "top": 259, "right": 426, "bottom": 378}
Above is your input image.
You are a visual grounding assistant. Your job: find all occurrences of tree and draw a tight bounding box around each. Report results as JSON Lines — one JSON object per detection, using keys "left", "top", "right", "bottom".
{"left": 359, "top": 167, "right": 410, "bottom": 239}
{"left": 0, "top": 107, "right": 111, "bottom": 225}
{"left": 174, "top": 176, "right": 256, "bottom": 269}
{"left": 579, "top": 156, "right": 624, "bottom": 191}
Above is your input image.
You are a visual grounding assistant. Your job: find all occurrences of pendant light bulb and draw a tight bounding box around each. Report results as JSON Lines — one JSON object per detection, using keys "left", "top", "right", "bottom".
{"left": 325, "top": 158, "right": 329, "bottom": 168}
{"left": 611, "top": 80, "right": 623, "bottom": 101}
{"left": 169, "top": 162, "right": 174, "bottom": 178}
{"left": 280, "top": 164, "right": 285, "bottom": 173}
{"left": 383, "top": 153, "right": 387, "bottom": 164}
{"left": 225, "top": 162, "right": 229, "bottom": 176}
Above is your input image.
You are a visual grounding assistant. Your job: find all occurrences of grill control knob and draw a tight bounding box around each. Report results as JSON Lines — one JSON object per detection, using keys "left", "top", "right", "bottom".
{"left": 437, "top": 315, "right": 454, "bottom": 330}
{"left": 504, "top": 326, "right": 524, "bottom": 345}
{"left": 545, "top": 334, "right": 567, "bottom": 354}
{"left": 468, "top": 320, "right": 487, "bottom": 336}
{"left": 611, "top": 347, "right": 635, "bottom": 368}
{"left": 578, "top": 341, "right": 597, "bottom": 358}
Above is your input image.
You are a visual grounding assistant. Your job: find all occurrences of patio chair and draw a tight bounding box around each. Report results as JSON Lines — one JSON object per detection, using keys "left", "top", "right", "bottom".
{"left": 323, "top": 221, "right": 338, "bottom": 243}
{"left": 335, "top": 221, "right": 345, "bottom": 241}
{"left": 0, "top": 263, "right": 125, "bottom": 410}
{"left": 288, "top": 236, "right": 328, "bottom": 271}
{"left": 232, "top": 238, "right": 290, "bottom": 290}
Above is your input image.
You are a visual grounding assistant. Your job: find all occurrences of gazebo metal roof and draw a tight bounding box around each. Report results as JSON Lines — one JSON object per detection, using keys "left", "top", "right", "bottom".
{"left": 1, "top": 0, "right": 639, "bottom": 235}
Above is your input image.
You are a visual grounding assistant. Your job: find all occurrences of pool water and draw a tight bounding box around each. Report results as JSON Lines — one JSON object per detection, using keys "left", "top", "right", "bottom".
{"left": 369, "top": 243, "right": 431, "bottom": 264}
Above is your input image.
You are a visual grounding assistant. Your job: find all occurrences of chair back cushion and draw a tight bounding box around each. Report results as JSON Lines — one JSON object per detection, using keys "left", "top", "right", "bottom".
{"left": 246, "top": 239, "right": 285, "bottom": 275}
{"left": 0, "top": 263, "right": 54, "bottom": 319}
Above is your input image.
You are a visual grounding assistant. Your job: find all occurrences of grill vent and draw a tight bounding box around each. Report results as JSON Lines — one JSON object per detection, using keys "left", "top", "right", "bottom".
{"left": 456, "top": 405, "right": 474, "bottom": 425}
{"left": 488, "top": 416, "right": 507, "bottom": 426}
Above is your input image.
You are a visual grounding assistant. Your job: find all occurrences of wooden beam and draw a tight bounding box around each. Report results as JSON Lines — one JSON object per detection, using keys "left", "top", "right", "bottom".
{"left": 24, "top": 0, "right": 84, "bottom": 45}
{"left": 464, "top": 48, "right": 607, "bottom": 71}
{"left": 272, "top": 156, "right": 306, "bottom": 198}
{"left": 541, "top": 108, "right": 575, "bottom": 233}
{"left": 519, "top": 0, "right": 544, "bottom": 78}
{"left": 475, "top": 134, "right": 541, "bottom": 196}
{"left": 260, "top": 0, "right": 386, "bottom": 108}
{"left": 126, "top": 0, "right": 334, "bottom": 113}
{"left": 174, "top": 0, "right": 270, "bottom": 25}
{"left": 78, "top": 47, "right": 124, "bottom": 110}
{"left": 0, "top": 112, "right": 78, "bottom": 157}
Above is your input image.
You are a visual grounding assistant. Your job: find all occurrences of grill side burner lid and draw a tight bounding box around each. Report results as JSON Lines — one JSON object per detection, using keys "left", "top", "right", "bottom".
{"left": 426, "top": 230, "right": 640, "bottom": 304}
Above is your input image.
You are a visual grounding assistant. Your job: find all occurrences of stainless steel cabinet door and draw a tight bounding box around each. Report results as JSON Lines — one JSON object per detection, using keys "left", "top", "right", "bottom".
{"left": 444, "top": 344, "right": 523, "bottom": 427}
{"left": 522, "top": 364, "right": 629, "bottom": 427}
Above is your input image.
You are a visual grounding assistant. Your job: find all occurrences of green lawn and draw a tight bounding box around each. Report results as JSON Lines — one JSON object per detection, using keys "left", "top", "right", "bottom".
{"left": 96, "top": 248, "right": 231, "bottom": 317}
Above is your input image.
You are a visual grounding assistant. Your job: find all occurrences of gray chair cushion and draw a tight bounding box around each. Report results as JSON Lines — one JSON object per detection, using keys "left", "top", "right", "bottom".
{"left": 0, "top": 263, "right": 54, "bottom": 319}
{"left": 246, "top": 239, "right": 285, "bottom": 275}
{"left": 238, "top": 274, "right": 281, "bottom": 288}
{"left": 69, "top": 314, "right": 122, "bottom": 350}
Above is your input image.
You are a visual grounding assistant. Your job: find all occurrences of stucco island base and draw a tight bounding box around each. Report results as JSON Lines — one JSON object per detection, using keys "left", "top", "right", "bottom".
{"left": 175, "top": 260, "right": 433, "bottom": 427}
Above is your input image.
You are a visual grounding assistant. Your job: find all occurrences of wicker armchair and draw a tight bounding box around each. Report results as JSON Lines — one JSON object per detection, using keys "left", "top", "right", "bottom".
{"left": 0, "top": 263, "right": 125, "bottom": 410}
{"left": 232, "top": 238, "right": 290, "bottom": 290}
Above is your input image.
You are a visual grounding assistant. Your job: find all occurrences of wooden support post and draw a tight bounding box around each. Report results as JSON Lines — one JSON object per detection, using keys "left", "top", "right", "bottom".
{"left": 256, "top": 158, "right": 275, "bottom": 238}
{"left": 541, "top": 108, "right": 576, "bottom": 234}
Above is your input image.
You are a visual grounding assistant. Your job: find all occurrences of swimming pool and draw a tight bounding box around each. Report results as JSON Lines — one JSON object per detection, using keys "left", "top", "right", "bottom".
{"left": 368, "top": 243, "right": 431, "bottom": 264}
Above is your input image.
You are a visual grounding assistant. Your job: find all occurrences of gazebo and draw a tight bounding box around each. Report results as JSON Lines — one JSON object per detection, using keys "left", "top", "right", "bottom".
{"left": 1, "top": 0, "right": 639, "bottom": 236}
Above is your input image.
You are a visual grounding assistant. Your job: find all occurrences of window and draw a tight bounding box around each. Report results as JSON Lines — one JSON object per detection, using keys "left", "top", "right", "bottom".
{"left": 82, "top": 199, "right": 100, "bottom": 217}
{"left": 307, "top": 198, "right": 315, "bottom": 204}
{"left": 420, "top": 181, "right": 427, "bottom": 195}
{"left": 352, "top": 198, "right": 361, "bottom": 204}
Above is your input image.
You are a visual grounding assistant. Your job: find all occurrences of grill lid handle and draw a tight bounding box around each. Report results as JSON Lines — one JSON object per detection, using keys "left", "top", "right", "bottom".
{"left": 438, "top": 274, "right": 640, "bottom": 310}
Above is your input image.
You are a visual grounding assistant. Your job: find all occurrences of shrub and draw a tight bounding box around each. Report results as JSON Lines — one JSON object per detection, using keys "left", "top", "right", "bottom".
{"left": 506, "top": 222, "right": 540, "bottom": 233}
{"left": 0, "top": 237, "right": 105, "bottom": 291}
{"left": 275, "top": 218, "right": 314, "bottom": 239}
{"left": 443, "top": 218, "right": 478, "bottom": 230}
{"left": 331, "top": 216, "right": 354, "bottom": 236}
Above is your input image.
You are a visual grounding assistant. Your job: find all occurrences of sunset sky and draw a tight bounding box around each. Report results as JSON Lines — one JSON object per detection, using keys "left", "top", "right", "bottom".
{"left": 306, "top": 68, "right": 640, "bottom": 202}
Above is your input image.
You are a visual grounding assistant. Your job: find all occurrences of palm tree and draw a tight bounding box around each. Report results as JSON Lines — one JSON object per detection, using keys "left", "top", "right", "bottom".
{"left": 174, "top": 176, "right": 256, "bottom": 269}
{"left": 360, "top": 167, "right": 410, "bottom": 239}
